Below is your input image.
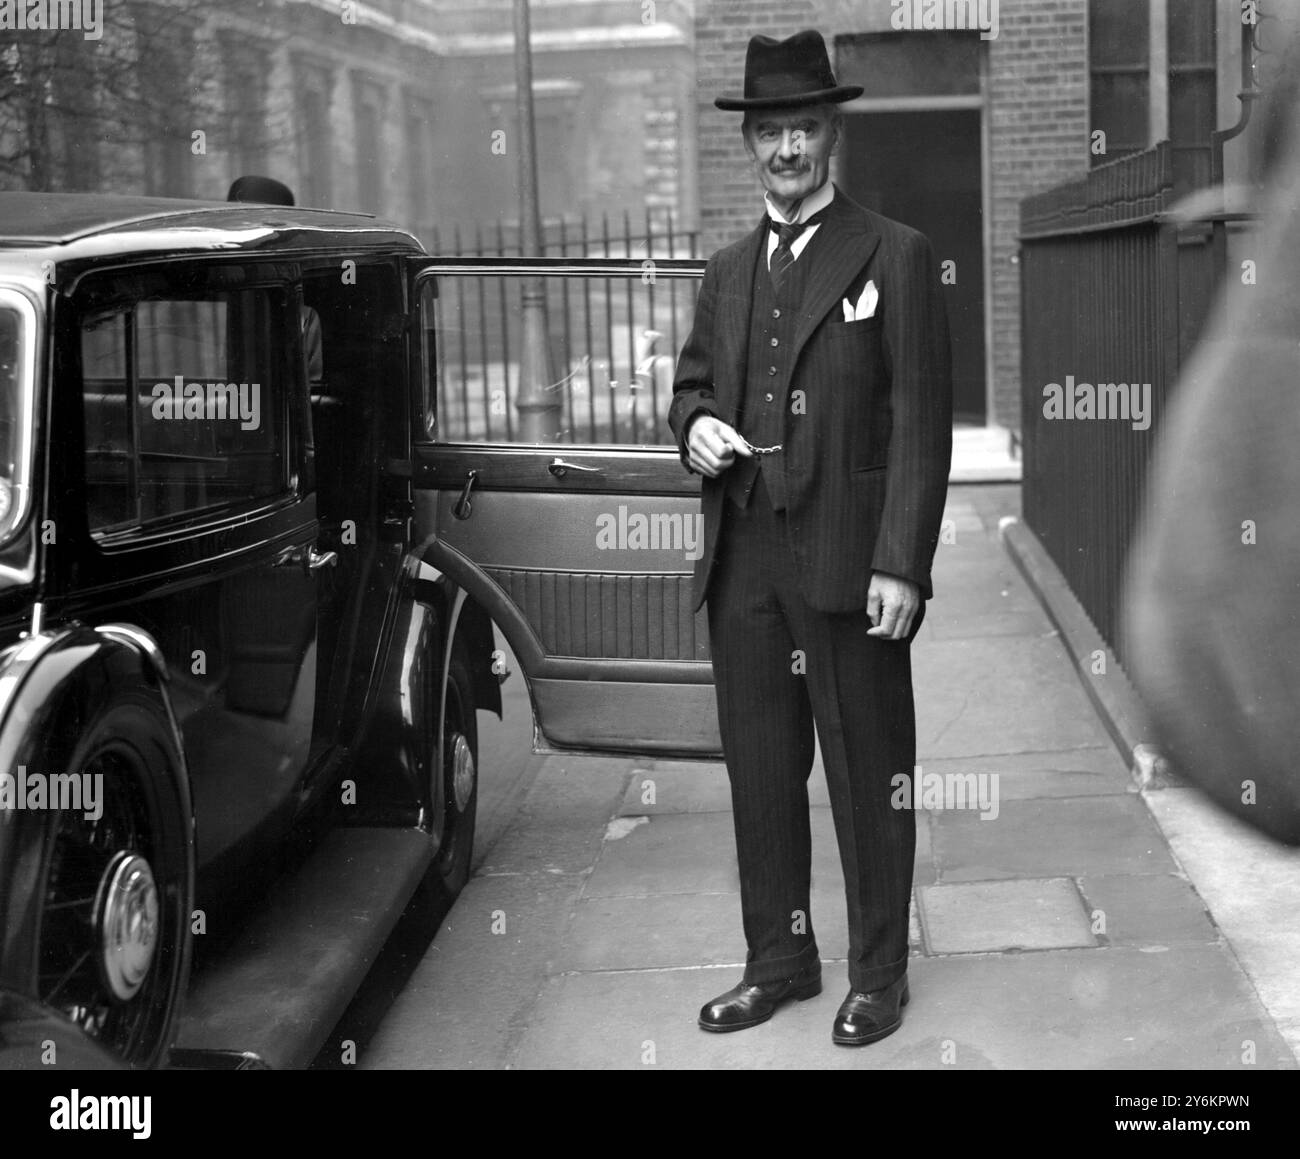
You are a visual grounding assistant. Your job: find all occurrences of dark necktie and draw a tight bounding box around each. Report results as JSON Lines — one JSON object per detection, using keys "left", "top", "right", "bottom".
{"left": 768, "top": 219, "right": 807, "bottom": 297}
{"left": 768, "top": 207, "right": 828, "bottom": 295}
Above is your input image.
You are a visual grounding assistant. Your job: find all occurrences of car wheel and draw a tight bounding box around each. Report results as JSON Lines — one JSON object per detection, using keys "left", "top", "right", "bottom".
{"left": 35, "top": 687, "right": 192, "bottom": 1069}
{"left": 426, "top": 639, "right": 478, "bottom": 909}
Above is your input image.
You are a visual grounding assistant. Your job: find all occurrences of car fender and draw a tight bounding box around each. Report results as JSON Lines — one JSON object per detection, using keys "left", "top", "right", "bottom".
{"left": 0, "top": 623, "right": 193, "bottom": 991}
{"left": 346, "top": 558, "right": 500, "bottom": 830}
{"left": 342, "top": 559, "right": 448, "bottom": 828}
{"left": 412, "top": 561, "right": 502, "bottom": 720}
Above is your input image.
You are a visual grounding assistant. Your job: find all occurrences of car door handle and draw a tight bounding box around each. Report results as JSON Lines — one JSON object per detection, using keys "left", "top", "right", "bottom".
{"left": 453, "top": 469, "right": 478, "bottom": 520}
{"left": 275, "top": 545, "right": 338, "bottom": 571}
{"left": 548, "top": 458, "right": 601, "bottom": 478}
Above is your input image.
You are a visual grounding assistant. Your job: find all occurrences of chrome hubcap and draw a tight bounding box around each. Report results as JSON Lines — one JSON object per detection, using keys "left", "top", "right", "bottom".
{"left": 450, "top": 733, "right": 475, "bottom": 813}
{"left": 96, "top": 853, "right": 159, "bottom": 1002}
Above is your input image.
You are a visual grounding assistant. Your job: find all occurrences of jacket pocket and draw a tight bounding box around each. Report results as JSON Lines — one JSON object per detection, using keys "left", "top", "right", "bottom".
{"left": 828, "top": 315, "right": 884, "bottom": 338}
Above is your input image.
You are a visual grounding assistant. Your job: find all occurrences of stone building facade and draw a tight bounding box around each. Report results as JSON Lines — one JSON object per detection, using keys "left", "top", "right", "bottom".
{"left": 2, "top": 0, "right": 697, "bottom": 252}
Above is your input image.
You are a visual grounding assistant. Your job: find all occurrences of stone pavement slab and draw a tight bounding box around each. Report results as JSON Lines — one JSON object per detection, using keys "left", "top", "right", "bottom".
{"left": 928, "top": 505, "right": 1045, "bottom": 636}
{"left": 808, "top": 885, "right": 925, "bottom": 960}
{"left": 362, "top": 868, "right": 586, "bottom": 1069}
{"left": 618, "top": 764, "right": 730, "bottom": 815}
{"left": 896, "top": 948, "right": 1293, "bottom": 1070}
{"left": 618, "top": 749, "right": 1131, "bottom": 825}
{"left": 558, "top": 893, "right": 746, "bottom": 972}
{"left": 364, "top": 754, "right": 632, "bottom": 1069}
{"left": 505, "top": 946, "right": 1292, "bottom": 1070}
{"left": 475, "top": 757, "right": 636, "bottom": 876}
{"left": 941, "top": 500, "right": 985, "bottom": 536}
{"left": 933, "top": 796, "right": 1178, "bottom": 881}
{"left": 927, "top": 548, "right": 1052, "bottom": 640}
{"left": 1143, "top": 788, "right": 1300, "bottom": 1056}
{"left": 932, "top": 548, "right": 1042, "bottom": 613}
{"left": 557, "top": 880, "right": 921, "bottom": 980}
{"left": 919, "top": 878, "right": 1097, "bottom": 953}
{"left": 617, "top": 759, "right": 834, "bottom": 815}
{"left": 925, "top": 605, "right": 1052, "bottom": 641}
{"left": 593, "top": 798, "right": 933, "bottom": 897}
{"left": 583, "top": 812, "right": 741, "bottom": 897}
{"left": 919, "top": 748, "right": 1130, "bottom": 801}
{"left": 914, "top": 636, "right": 1115, "bottom": 758}
{"left": 1077, "top": 874, "right": 1218, "bottom": 947}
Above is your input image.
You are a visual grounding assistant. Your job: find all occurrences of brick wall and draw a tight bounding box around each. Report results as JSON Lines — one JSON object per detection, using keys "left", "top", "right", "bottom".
{"left": 695, "top": 0, "right": 821, "bottom": 250}
{"left": 986, "top": 0, "right": 1089, "bottom": 429}
{"left": 693, "top": 0, "right": 1092, "bottom": 429}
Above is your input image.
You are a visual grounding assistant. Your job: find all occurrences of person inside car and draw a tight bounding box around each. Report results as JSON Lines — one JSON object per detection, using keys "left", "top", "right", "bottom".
{"left": 226, "top": 175, "right": 324, "bottom": 387}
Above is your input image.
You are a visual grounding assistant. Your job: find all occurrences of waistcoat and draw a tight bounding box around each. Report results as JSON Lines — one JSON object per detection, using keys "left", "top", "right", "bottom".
{"left": 726, "top": 226, "right": 821, "bottom": 511}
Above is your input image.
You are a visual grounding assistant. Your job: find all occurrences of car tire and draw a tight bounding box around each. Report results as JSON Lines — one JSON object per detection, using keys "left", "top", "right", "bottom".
{"left": 32, "top": 683, "right": 193, "bottom": 1069}
{"left": 424, "top": 638, "right": 478, "bottom": 910}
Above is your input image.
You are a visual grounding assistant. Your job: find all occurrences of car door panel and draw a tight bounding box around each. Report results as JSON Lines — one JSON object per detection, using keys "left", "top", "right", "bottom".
{"left": 411, "top": 260, "right": 721, "bottom": 757}
{"left": 58, "top": 265, "right": 325, "bottom": 900}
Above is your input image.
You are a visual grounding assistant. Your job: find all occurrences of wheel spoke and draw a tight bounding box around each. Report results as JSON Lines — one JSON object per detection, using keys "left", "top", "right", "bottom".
{"left": 43, "top": 949, "right": 91, "bottom": 1005}
{"left": 35, "top": 735, "right": 178, "bottom": 1066}
{"left": 43, "top": 894, "right": 97, "bottom": 910}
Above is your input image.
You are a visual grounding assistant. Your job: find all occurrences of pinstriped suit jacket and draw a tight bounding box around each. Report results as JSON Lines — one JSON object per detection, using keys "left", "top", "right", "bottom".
{"left": 668, "top": 187, "right": 953, "bottom": 614}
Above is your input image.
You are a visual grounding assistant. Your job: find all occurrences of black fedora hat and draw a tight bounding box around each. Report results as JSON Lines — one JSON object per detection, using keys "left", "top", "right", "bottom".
{"left": 715, "top": 29, "right": 863, "bottom": 111}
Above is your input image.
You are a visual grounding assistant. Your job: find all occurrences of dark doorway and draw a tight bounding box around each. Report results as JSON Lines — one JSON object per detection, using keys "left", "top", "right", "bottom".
{"left": 843, "top": 109, "right": 985, "bottom": 422}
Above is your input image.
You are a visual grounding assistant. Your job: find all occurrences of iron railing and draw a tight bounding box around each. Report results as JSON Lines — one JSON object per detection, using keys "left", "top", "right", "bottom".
{"left": 1019, "top": 142, "right": 1228, "bottom": 664}
{"left": 424, "top": 258, "right": 703, "bottom": 447}
{"left": 421, "top": 208, "right": 700, "bottom": 261}
{"left": 415, "top": 212, "right": 702, "bottom": 447}
{"left": 1020, "top": 6, "right": 1278, "bottom": 666}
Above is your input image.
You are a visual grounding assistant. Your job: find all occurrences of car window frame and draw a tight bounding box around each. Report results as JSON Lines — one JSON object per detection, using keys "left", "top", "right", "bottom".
{"left": 411, "top": 257, "right": 704, "bottom": 453}
{"left": 0, "top": 284, "right": 41, "bottom": 553}
{"left": 71, "top": 260, "right": 305, "bottom": 550}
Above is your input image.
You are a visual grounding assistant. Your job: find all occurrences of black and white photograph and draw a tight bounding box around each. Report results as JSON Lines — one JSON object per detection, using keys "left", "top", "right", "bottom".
{"left": 0, "top": 0, "right": 1297, "bottom": 1113}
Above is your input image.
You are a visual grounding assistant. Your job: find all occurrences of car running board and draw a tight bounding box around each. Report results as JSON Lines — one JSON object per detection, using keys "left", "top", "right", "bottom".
{"left": 171, "top": 827, "right": 434, "bottom": 1070}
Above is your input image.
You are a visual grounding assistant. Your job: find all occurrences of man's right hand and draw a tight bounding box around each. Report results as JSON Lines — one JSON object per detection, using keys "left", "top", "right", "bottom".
{"left": 686, "top": 415, "right": 753, "bottom": 477}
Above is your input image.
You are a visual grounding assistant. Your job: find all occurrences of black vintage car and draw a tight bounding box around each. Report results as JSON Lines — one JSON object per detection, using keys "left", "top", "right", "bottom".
{"left": 0, "top": 193, "right": 717, "bottom": 1069}
{"left": 0, "top": 194, "right": 506, "bottom": 1069}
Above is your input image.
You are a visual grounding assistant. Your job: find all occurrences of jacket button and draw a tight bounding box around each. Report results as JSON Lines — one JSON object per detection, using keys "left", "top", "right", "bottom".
{"left": 772, "top": 308, "right": 781, "bottom": 318}
{"left": 765, "top": 392, "right": 774, "bottom": 402}
{"left": 768, "top": 366, "right": 777, "bottom": 375}
{"left": 770, "top": 337, "right": 779, "bottom": 347}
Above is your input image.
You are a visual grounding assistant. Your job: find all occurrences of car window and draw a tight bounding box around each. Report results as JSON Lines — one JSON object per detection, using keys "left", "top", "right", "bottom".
{"left": 0, "top": 289, "right": 37, "bottom": 545}
{"left": 425, "top": 271, "right": 698, "bottom": 447}
{"left": 80, "top": 281, "right": 290, "bottom": 534}
{"left": 300, "top": 259, "right": 406, "bottom": 526}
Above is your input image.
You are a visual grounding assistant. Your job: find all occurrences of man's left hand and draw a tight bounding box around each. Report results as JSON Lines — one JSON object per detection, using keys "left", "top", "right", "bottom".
{"left": 866, "top": 573, "right": 921, "bottom": 640}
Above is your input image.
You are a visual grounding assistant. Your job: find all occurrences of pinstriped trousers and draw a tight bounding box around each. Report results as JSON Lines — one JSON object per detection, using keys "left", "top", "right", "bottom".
{"left": 707, "top": 469, "right": 922, "bottom": 994}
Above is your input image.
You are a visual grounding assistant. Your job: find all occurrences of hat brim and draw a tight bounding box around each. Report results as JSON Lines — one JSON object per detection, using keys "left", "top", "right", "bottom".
{"left": 714, "top": 84, "right": 863, "bottom": 111}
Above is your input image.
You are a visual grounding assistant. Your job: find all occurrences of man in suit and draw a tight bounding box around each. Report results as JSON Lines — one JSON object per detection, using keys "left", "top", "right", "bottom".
{"left": 669, "top": 29, "right": 952, "bottom": 1046}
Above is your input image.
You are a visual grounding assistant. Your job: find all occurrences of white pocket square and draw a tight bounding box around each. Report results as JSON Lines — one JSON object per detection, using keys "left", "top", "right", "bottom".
{"left": 844, "top": 279, "right": 878, "bottom": 320}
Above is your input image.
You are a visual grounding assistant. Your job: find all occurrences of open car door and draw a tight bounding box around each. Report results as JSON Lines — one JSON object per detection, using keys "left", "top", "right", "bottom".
{"left": 411, "top": 257, "right": 720, "bottom": 758}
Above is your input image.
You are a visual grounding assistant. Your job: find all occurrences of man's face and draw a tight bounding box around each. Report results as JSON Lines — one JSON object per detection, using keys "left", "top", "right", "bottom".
{"left": 743, "top": 104, "right": 840, "bottom": 210}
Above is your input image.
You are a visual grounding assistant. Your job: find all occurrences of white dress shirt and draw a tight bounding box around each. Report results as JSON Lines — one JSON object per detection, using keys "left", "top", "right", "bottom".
{"left": 764, "top": 179, "right": 834, "bottom": 268}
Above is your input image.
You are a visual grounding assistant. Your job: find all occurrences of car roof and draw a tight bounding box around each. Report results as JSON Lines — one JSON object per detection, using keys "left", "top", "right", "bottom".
{"left": 0, "top": 192, "right": 425, "bottom": 266}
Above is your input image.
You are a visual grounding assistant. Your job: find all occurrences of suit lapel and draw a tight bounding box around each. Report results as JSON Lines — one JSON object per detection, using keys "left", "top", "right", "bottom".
{"left": 713, "top": 218, "right": 766, "bottom": 421}
{"left": 791, "top": 192, "right": 881, "bottom": 359}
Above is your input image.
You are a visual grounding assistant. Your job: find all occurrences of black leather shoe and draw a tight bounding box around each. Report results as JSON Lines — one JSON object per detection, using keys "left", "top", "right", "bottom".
{"left": 698, "top": 966, "right": 822, "bottom": 1033}
{"left": 831, "top": 976, "right": 910, "bottom": 1046}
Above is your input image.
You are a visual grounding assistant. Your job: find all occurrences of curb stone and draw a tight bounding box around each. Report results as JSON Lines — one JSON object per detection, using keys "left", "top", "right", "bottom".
{"left": 998, "top": 516, "right": 1180, "bottom": 790}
